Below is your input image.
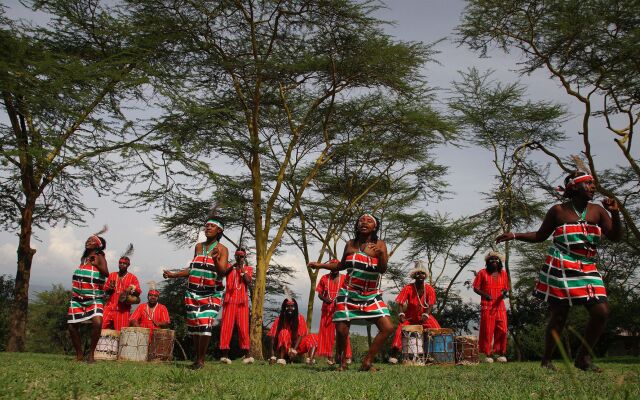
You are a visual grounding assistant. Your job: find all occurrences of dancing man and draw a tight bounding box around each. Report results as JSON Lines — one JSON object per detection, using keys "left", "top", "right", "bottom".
{"left": 268, "top": 297, "right": 308, "bottom": 365}
{"left": 103, "top": 244, "right": 141, "bottom": 331}
{"left": 129, "top": 287, "right": 170, "bottom": 332}
{"left": 163, "top": 217, "right": 229, "bottom": 369}
{"left": 309, "top": 212, "right": 393, "bottom": 371}
{"left": 67, "top": 230, "right": 109, "bottom": 363}
{"left": 473, "top": 251, "right": 509, "bottom": 363}
{"left": 389, "top": 263, "right": 441, "bottom": 364}
{"left": 219, "top": 247, "right": 254, "bottom": 364}
{"left": 315, "top": 263, "right": 352, "bottom": 365}
{"left": 496, "top": 170, "right": 622, "bottom": 371}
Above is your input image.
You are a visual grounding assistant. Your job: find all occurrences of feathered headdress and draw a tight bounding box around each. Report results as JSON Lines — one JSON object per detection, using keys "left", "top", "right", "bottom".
{"left": 557, "top": 155, "right": 594, "bottom": 194}
{"left": 284, "top": 286, "right": 295, "bottom": 305}
{"left": 147, "top": 280, "right": 159, "bottom": 295}
{"left": 119, "top": 243, "right": 134, "bottom": 263}
{"left": 205, "top": 203, "right": 224, "bottom": 230}
{"left": 90, "top": 225, "right": 108, "bottom": 248}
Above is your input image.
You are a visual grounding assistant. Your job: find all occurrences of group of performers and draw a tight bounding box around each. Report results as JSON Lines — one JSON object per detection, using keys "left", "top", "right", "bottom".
{"left": 67, "top": 170, "right": 622, "bottom": 372}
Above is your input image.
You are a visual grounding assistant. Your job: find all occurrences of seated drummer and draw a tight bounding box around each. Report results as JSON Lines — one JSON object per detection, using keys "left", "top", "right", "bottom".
{"left": 389, "top": 263, "right": 441, "bottom": 364}
{"left": 129, "top": 286, "right": 170, "bottom": 332}
{"left": 268, "top": 297, "right": 308, "bottom": 365}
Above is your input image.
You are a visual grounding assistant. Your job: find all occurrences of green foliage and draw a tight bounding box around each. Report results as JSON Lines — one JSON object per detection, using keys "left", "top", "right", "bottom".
{"left": 0, "top": 275, "right": 14, "bottom": 350}
{"left": 25, "top": 284, "right": 71, "bottom": 354}
{"left": 1, "top": 352, "right": 639, "bottom": 399}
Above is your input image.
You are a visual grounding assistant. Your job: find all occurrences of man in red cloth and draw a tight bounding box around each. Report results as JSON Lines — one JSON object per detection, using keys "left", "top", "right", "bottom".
{"left": 129, "top": 288, "right": 170, "bottom": 331}
{"left": 473, "top": 251, "right": 510, "bottom": 363}
{"left": 389, "top": 263, "right": 441, "bottom": 364}
{"left": 219, "top": 248, "right": 254, "bottom": 364}
{"left": 102, "top": 254, "right": 141, "bottom": 331}
{"left": 268, "top": 298, "right": 308, "bottom": 365}
{"left": 315, "top": 263, "right": 352, "bottom": 365}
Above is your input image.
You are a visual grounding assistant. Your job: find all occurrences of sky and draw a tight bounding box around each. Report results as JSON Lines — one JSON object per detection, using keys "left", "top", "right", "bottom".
{"left": 0, "top": 0, "right": 630, "bottom": 331}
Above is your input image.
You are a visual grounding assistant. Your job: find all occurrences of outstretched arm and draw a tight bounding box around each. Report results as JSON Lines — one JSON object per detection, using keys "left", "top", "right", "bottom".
{"left": 496, "top": 206, "right": 558, "bottom": 244}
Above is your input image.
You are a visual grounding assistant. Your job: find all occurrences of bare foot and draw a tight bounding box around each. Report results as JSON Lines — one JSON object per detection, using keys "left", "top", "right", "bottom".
{"left": 540, "top": 361, "right": 557, "bottom": 371}
{"left": 189, "top": 362, "right": 204, "bottom": 370}
{"left": 74, "top": 355, "right": 84, "bottom": 362}
{"left": 575, "top": 357, "right": 603, "bottom": 373}
{"left": 359, "top": 359, "right": 379, "bottom": 372}
{"left": 86, "top": 357, "right": 96, "bottom": 364}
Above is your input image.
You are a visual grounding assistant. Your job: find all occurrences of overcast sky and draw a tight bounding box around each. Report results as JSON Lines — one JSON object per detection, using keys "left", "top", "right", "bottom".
{"left": 0, "top": 0, "right": 628, "bottom": 330}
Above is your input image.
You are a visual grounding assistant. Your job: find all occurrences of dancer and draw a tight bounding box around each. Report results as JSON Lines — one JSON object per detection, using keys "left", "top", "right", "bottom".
{"left": 389, "top": 263, "right": 441, "bottom": 364}
{"left": 67, "top": 229, "right": 109, "bottom": 363}
{"left": 292, "top": 333, "right": 320, "bottom": 365}
{"left": 102, "top": 244, "right": 141, "bottom": 331}
{"left": 315, "top": 264, "right": 352, "bottom": 364}
{"left": 163, "top": 217, "right": 229, "bottom": 369}
{"left": 309, "top": 212, "right": 393, "bottom": 371}
{"left": 219, "top": 247, "right": 254, "bottom": 364}
{"left": 268, "top": 297, "right": 308, "bottom": 365}
{"left": 496, "top": 170, "right": 622, "bottom": 371}
{"left": 473, "top": 251, "right": 509, "bottom": 363}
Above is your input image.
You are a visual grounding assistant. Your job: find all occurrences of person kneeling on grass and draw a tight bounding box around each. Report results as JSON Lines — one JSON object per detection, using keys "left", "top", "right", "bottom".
{"left": 268, "top": 297, "right": 308, "bottom": 365}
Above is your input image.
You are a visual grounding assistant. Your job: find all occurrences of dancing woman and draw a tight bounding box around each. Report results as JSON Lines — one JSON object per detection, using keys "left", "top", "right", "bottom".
{"left": 163, "top": 217, "right": 229, "bottom": 369}
{"left": 496, "top": 171, "right": 622, "bottom": 371}
{"left": 67, "top": 231, "right": 109, "bottom": 363}
{"left": 308, "top": 213, "right": 393, "bottom": 371}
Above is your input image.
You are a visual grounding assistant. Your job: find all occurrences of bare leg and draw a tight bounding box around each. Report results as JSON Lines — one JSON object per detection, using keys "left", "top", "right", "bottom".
{"left": 86, "top": 317, "right": 102, "bottom": 363}
{"left": 68, "top": 323, "right": 83, "bottom": 361}
{"left": 541, "top": 302, "right": 569, "bottom": 369}
{"left": 335, "top": 321, "right": 350, "bottom": 371}
{"left": 574, "top": 302, "right": 609, "bottom": 372}
{"left": 361, "top": 316, "right": 394, "bottom": 371}
{"left": 196, "top": 335, "right": 211, "bottom": 366}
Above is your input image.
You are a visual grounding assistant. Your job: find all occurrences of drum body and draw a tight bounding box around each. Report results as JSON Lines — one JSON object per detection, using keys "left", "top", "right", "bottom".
{"left": 118, "top": 327, "right": 150, "bottom": 361}
{"left": 454, "top": 335, "right": 479, "bottom": 364}
{"left": 425, "top": 328, "right": 455, "bottom": 364}
{"left": 94, "top": 329, "right": 120, "bottom": 361}
{"left": 148, "top": 329, "right": 175, "bottom": 362}
{"left": 401, "top": 325, "right": 424, "bottom": 365}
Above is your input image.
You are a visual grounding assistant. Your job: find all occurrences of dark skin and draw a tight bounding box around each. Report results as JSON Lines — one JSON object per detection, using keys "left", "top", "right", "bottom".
{"left": 472, "top": 258, "right": 509, "bottom": 301}
{"left": 162, "top": 223, "right": 229, "bottom": 369}
{"left": 496, "top": 178, "right": 622, "bottom": 371}
{"left": 308, "top": 215, "right": 393, "bottom": 372}
{"left": 129, "top": 293, "right": 169, "bottom": 329}
{"left": 220, "top": 252, "right": 251, "bottom": 359}
{"left": 317, "top": 270, "right": 341, "bottom": 363}
{"left": 269, "top": 303, "right": 303, "bottom": 361}
{"left": 105, "top": 260, "right": 140, "bottom": 303}
{"left": 68, "top": 236, "right": 108, "bottom": 363}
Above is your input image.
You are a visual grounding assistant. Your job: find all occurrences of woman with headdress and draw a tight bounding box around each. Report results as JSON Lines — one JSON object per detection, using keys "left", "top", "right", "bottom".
{"left": 388, "top": 262, "right": 441, "bottom": 364}
{"left": 496, "top": 170, "right": 622, "bottom": 372}
{"left": 67, "top": 228, "right": 109, "bottom": 363}
{"left": 473, "top": 251, "right": 510, "bottom": 363}
{"left": 163, "top": 216, "right": 229, "bottom": 369}
{"left": 308, "top": 212, "right": 393, "bottom": 371}
{"left": 267, "top": 297, "right": 308, "bottom": 365}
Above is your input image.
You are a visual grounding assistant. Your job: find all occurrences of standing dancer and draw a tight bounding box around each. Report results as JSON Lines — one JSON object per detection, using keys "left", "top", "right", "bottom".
{"left": 496, "top": 170, "right": 622, "bottom": 371}
{"left": 388, "top": 263, "right": 441, "bottom": 364}
{"left": 315, "top": 265, "right": 352, "bottom": 365}
{"left": 102, "top": 244, "right": 141, "bottom": 331}
{"left": 67, "top": 229, "right": 109, "bottom": 363}
{"left": 268, "top": 297, "right": 308, "bottom": 365}
{"left": 309, "top": 213, "right": 393, "bottom": 371}
{"left": 473, "top": 251, "right": 510, "bottom": 363}
{"left": 163, "top": 217, "right": 229, "bottom": 369}
{"left": 219, "top": 247, "right": 254, "bottom": 364}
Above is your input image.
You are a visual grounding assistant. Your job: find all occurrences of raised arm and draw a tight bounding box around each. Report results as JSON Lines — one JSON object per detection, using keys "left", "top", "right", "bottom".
{"left": 163, "top": 268, "right": 189, "bottom": 279}
{"left": 600, "top": 198, "right": 623, "bottom": 241}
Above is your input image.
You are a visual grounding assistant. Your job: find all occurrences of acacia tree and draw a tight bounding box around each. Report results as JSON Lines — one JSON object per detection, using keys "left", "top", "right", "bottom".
{"left": 0, "top": 1, "right": 158, "bottom": 351}
{"left": 130, "top": 0, "right": 440, "bottom": 358}
{"left": 458, "top": 0, "right": 640, "bottom": 240}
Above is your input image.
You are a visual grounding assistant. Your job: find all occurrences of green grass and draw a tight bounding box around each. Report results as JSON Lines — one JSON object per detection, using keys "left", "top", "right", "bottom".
{"left": 1, "top": 353, "right": 638, "bottom": 399}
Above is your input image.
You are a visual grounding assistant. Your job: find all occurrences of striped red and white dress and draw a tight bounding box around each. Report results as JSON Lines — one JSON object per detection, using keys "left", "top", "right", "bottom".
{"left": 184, "top": 242, "right": 224, "bottom": 336}
{"left": 332, "top": 252, "right": 390, "bottom": 323}
{"left": 534, "top": 208, "right": 606, "bottom": 305}
{"left": 68, "top": 263, "right": 106, "bottom": 323}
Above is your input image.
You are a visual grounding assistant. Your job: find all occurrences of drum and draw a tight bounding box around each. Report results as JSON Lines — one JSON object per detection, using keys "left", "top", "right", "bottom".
{"left": 94, "top": 329, "right": 120, "bottom": 361}
{"left": 425, "top": 328, "right": 455, "bottom": 364}
{"left": 148, "top": 329, "right": 175, "bottom": 362}
{"left": 118, "top": 327, "right": 150, "bottom": 361}
{"left": 455, "top": 335, "right": 479, "bottom": 365}
{"left": 401, "top": 325, "right": 424, "bottom": 365}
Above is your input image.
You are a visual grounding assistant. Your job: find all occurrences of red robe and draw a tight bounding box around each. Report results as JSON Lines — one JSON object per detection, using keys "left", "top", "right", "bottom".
{"left": 473, "top": 269, "right": 509, "bottom": 355}
{"left": 315, "top": 273, "right": 352, "bottom": 358}
{"left": 219, "top": 264, "right": 253, "bottom": 350}
{"left": 102, "top": 272, "right": 141, "bottom": 331}
{"left": 268, "top": 314, "right": 308, "bottom": 354}
{"left": 296, "top": 333, "right": 319, "bottom": 355}
{"left": 391, "top": 283, "right": 441, "bottom": 351}
{"left": 129, "top": 302, "right": 170, "bottom": 333}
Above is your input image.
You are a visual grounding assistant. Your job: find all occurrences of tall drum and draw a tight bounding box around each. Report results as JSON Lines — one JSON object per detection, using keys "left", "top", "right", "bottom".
{"left": 401, "top": 325, "right": 424, "bottom": 365}
{"left": 94, "top": 329, "right": 120, "bottom": 361}
{"left": 118, "top": 327, "right": 150, "bottom": 362}
{"left": 148, "top": 329, "right": 175, "bottom": 362}
{"left": 425, "top": 328, "right": 455, "bottom": 364}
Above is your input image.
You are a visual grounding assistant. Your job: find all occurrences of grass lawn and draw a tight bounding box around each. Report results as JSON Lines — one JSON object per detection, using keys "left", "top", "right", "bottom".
{"left": 0, "top": 352, "right": 638, "bottom": 399}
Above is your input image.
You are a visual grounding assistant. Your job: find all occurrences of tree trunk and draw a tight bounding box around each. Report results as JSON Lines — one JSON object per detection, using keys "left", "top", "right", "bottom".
{"left": 249, "top": 251, "right": 268, "bottom": 359}
{"left": 6, "top": 201, "right": 36, "bottom": 352}
{"left": 305, "top": 271, "right": 318, "bottom": 327}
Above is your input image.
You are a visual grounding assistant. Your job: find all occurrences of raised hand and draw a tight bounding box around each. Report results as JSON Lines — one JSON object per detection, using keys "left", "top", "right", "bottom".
{"left": 602, "top": 198, "right": 619, "bottom": 213}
